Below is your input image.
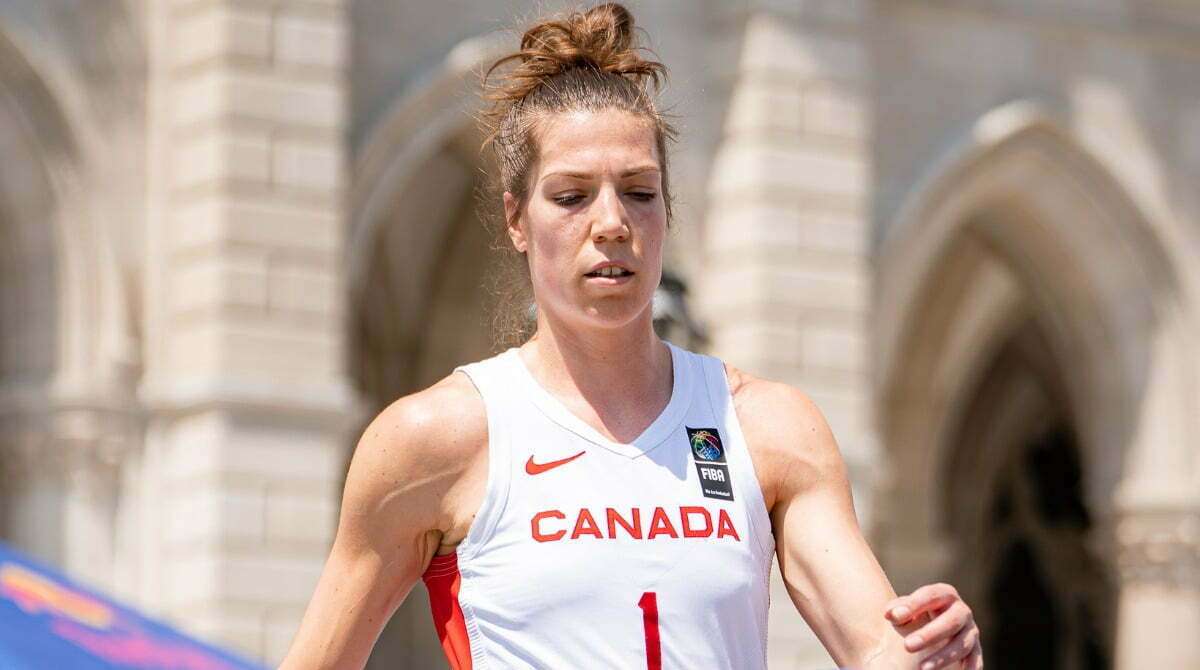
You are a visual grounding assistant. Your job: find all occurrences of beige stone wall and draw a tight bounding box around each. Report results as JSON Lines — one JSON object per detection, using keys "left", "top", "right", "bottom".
{"left": 701, "top": 4, "right": 876, "bottom": 666}
{"left": 137, "top": 0, "right": 354, "bottom": 663}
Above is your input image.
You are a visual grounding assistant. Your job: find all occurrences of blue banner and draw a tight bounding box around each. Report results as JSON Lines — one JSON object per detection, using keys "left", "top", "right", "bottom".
{"left": 0, "top": 541, "right": 267, "bottom": 670}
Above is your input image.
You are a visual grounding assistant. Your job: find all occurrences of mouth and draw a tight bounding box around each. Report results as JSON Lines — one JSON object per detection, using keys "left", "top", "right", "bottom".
{"left": 584, "top": 266, "right": 635, "bottom": 279}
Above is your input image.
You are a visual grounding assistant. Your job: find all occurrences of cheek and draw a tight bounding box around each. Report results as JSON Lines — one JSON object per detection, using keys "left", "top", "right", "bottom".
{"left": 528, "top": 228, "right": 571, "bottom": 269}
{"left": 525, "top": 217, "right": 581, "bottom": 285}
{"left": 639, "top": 220, "right": 666, "bottom": 259}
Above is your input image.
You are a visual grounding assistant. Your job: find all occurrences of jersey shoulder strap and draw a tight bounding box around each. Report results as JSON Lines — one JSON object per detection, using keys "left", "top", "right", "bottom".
{"left": 693, "top": 351, "right": 776, "bottom": 558}
{"left": 451, "top": 349, "right": 517, "bottom": 560}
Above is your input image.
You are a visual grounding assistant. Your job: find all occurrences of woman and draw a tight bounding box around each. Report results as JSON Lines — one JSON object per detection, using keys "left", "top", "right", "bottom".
{"left": 281, "top": 4, "right": 983, "bottom": 669}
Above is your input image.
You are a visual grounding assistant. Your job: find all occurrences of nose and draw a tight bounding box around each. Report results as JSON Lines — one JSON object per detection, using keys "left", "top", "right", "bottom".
{"left": 591, "top": 185, "right": 629, "bottom": 243}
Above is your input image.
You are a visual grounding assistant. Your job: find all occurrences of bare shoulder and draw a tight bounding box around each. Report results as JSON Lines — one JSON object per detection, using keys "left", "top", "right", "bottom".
{"left": 352, "top": 370, "right": 486, "bottom": 484}
{"left": 278, "top": 371, "right": 488, "bottom": 668}
{"left": 723, "top": 362, "right": 846, "bottom": 512}
{"left": 340, "top": 369, "right": 488, "bottom": 551}
{"left": 361, "top": 370, "right": 487, "bottom": 466}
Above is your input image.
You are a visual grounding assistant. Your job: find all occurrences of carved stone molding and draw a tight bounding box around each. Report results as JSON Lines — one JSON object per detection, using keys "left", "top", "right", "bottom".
{"left": 1116, "top": 509, "right": 1200, "bottom": 592}
{"left": 0, "top": 403, "right": 138, "bottom": 487}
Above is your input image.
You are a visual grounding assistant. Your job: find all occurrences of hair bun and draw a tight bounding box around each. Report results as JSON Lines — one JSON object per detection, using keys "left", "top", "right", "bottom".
{"left": 521, "top": 3, "right": 642, "bottom": 77}
{"left": 485, "top": 3, "right": 666, "bottom": 104}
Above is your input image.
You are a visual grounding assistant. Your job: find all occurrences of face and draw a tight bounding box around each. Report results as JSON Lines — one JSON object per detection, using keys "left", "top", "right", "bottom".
{"left": 504, "top": 109, "right": 667, "bottom": 333}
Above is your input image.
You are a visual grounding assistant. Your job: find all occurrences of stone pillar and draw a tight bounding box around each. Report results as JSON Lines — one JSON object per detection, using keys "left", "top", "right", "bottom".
{"left": 2, "top": 422, "right": 68, "bottom": 567}
{"left": 1109, "top": 315, "right": 1200, "bottom": 668}
{"left": 1, "top": 403, "right": 135, "bottom": 593}
{"left": 141, "top": 1, "right": 353, "bottom": 664}
{"left": 54, "top": 406, "right": 135, "bottom": 591}
{"left": 1113, "top": 503, "right": 1200, "bottom": 669}
{"left": 701, "top": 2, "right": 875, "bottom": 666}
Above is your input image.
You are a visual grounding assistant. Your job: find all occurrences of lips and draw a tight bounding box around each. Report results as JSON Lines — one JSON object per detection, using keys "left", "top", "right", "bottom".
{"left": 584, "top": 262, "right": 634, "bottom": 278}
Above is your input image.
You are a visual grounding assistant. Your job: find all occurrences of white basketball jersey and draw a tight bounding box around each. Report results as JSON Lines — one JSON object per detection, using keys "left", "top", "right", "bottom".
{"left": 421, "top": 341, "right": 775, "bottom": 669}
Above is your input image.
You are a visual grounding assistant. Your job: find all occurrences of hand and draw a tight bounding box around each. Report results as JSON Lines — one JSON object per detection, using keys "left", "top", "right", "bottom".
{"left": 884, "top": 583, "right": 982, "bottom": 669}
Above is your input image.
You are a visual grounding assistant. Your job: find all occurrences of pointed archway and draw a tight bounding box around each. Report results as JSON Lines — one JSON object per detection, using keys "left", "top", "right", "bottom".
{"left": 944, "top": 318, "right": 1114, "bottom": 669}
{"left": 0, "top": 17, "right": 136, "bottom": 593}
{"left": 347, "top": 32, "right": 508, "bottom": 669}
{"left": 873, "top": 102, "right": 1198, "bottom": 668}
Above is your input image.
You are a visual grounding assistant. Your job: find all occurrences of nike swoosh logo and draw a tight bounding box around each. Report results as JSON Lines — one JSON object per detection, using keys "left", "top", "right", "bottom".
{"left": 525, "top": 451, "right": 585, "bottom": 475}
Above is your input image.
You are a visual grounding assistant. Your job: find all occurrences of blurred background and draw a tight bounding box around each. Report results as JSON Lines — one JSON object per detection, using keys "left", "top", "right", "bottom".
{"left": 0, "top": 0, "right": 1197, "bottom": 668}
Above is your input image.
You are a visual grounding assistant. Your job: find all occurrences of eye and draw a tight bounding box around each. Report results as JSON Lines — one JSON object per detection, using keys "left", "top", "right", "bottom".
{"left": 628, "top": 191, "right": 657, "bottom": 202}
{"left": 553, "top": 194, "right": 584, "bottom": 206}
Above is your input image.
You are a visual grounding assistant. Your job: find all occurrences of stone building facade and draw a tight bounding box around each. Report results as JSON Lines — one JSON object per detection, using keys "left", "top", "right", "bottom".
{"left": 0, "top": 1, "right": 1196, "bottom": 668}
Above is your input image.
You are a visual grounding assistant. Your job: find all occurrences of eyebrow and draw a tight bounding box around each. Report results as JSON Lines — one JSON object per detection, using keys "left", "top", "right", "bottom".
{"left": 542, "top": 166, "right": 661, "bottom": 180}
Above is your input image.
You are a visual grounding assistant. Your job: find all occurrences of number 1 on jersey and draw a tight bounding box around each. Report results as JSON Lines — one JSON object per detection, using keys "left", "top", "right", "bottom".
{"left": 638, "top": 591, "right": 661, "bottom": 670}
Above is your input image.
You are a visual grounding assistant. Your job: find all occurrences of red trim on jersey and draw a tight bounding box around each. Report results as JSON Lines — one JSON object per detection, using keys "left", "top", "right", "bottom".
{"left": 422, "top": 552, "right": 473, "bottom": 669}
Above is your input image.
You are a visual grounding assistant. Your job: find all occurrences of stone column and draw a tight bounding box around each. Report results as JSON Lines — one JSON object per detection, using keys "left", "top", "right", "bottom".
{"left": 141, "top": 1, "right": 354, "bottom": 664}
{"left": 1113, "top": 503, "right": 1200, "bottom": 668}
{"left": 1, "top": 402, "right": 135, "bottom": 594}
{"left": 54, "top": 405, "right": 136, "bottom": 591}
{"left": 1109, "top": 313, "right": 1200, "bottom": 668}
{"left": 1, "top": 421, "right": 68, "bottom": 567}
{"left": 701, "top": 2, "right": 876, "bottom": 666}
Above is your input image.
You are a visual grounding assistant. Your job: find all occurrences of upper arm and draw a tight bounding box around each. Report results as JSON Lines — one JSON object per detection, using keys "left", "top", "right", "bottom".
{"left": 279, "top": 373, "right": 486, "bottom": 670}
{"left": 730, "top": 368, "right": 911, "bottom": 668}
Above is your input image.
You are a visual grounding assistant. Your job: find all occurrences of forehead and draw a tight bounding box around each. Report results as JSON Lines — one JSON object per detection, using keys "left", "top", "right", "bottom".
{"left": 534, "top": 110, "right": 660, "bottom": 175}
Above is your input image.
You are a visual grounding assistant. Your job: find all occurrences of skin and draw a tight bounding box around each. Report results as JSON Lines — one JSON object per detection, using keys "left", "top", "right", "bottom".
{"left": 279, "top": 110, "right": 984, "bottom": 669}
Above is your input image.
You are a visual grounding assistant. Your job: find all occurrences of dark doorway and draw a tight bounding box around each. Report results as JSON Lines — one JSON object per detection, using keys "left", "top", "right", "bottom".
{"left": 985, "top": 426, "right": 1110, "bottom": 670}
{"left": 944, "top": 324, "right": 1115, "bottom": 670}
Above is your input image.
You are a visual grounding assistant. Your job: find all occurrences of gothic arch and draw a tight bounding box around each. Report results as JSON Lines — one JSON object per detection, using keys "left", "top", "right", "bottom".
{"left": 349, "top": 31, "right": 507, "bottom": 299}
{"left": 347, "top": 32, "right": 510, "bottom": 669}
{"left": 0, "top": 18, "right": 137, "bottom": 578}
{"left": 347, "top": 32, "right": 509, "bottom": 399}
{"left": 0, "top": 20, "right": 135, "bottom": 407}
{"left": 872, "top": 101, "right": 1195, "bottom": 585}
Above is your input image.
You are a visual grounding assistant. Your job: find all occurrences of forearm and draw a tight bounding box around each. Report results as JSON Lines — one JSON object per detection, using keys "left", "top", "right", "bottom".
{"left": 777, "top": 522, "right": 907, "bottom": 666}
{"left": 775, "top": 490, "right": 937, "bottom": 669}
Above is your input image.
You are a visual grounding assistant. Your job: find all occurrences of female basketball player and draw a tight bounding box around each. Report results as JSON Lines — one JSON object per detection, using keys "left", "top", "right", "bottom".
{"left": 281, "top": 4, "right": 982, "bottom": 669}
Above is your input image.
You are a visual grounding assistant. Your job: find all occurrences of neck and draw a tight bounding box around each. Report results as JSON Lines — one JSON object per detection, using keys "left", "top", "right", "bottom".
{"left": 519, "top": 304, "right": 673, "bottom": 440}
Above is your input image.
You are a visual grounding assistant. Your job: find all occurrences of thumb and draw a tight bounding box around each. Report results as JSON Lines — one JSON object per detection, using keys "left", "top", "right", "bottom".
{"left": 886, "top": 606, "right": 934, "bottom": 637}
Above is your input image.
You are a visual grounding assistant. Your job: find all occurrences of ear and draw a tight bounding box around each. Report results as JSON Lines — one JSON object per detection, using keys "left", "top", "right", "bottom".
{"left": 503, "top": 191, "right": 528, "bottom": 253}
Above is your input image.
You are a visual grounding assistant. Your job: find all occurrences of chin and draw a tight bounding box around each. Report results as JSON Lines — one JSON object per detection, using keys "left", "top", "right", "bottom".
{"left": 579, "top": 296, "right": 654, "bottom": 330}
{"left": 536, "top": 283, "right": 656, "bottom": 332}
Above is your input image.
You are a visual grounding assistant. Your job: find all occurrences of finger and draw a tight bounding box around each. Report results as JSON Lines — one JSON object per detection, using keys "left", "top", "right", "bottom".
{"left": 887, "top": 583, "right": 961, "bottom": 623}
{"left": 965, "top": 638, "right": 983, "bottom": 670}
{"left": 891, "top": 608, "right": 936, "bottom": 642}
{"left": 915, "top": 619, "right": 979, "bottom": 670}
{"left": 903, "top": 600, "right": 972, "bottom": 653}
{"left": 887, "top": 583, "right": 961, "bottom": 624}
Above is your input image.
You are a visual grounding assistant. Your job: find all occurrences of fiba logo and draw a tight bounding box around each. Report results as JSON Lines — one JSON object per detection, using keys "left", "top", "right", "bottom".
{"left": 686, "top": 427, "right": 724, "bottom": 462}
